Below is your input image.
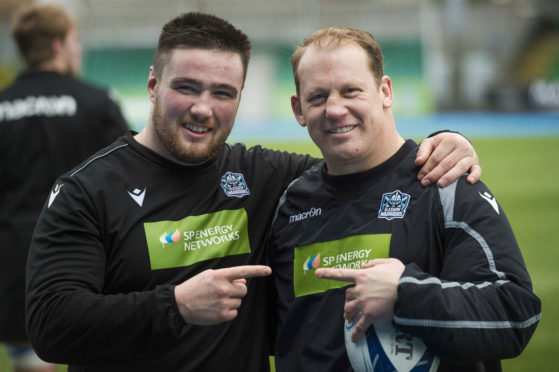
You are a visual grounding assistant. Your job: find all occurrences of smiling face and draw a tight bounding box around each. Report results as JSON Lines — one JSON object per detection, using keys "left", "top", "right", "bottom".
{"left": 292, "top": 43, "right": 402, "bottom": 175}
{"left": 143, "top": 47, "right": 244, "bottom": 165}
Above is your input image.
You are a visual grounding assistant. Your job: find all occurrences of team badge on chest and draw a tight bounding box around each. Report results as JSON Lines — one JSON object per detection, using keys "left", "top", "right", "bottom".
{"left": 220, "top": 171, "right": 251, "bottom": 198}
{"left": 378, "top": 190, "right": 411, "bottom": 220}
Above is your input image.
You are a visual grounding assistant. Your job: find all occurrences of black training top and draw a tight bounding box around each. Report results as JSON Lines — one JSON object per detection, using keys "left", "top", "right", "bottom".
{"left": 270, "top": 140, "right": 541, "bottom": 372}
{"left": 26, "top": 132, "right": 317, "bottom": 371}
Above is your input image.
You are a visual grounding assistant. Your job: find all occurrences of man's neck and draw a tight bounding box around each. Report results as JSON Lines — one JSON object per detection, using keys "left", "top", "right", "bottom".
{"left": 35, "top": 58, "right": 70, "bottom": 75}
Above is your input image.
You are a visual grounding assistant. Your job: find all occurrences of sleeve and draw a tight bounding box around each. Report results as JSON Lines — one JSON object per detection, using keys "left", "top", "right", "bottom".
{"left": 393, "top": 178, "right": 541, "bottom": 363}
{"left": 256, "top": 146, "right": 321, "bottom": 190}
{"left": 426, "top": 130, "right": 461, "bottom": 138}
{"left": 25, "top": 176, "right": 185, "bottom": 364}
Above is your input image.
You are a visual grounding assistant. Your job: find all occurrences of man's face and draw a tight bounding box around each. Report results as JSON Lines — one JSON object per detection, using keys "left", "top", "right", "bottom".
{"left": 61, "top": 27, "right": 82, "bottom": 77}
{"left": 291, "top": 43, "right": 393, "bottom": 175}
{"left": 147, "top": 48, "right": 244, "bottom": 165}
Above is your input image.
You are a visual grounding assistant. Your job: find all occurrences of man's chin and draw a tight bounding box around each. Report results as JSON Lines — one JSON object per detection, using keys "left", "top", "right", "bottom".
{"left": 171, "top": 143, "right": 221, "bottom": 165}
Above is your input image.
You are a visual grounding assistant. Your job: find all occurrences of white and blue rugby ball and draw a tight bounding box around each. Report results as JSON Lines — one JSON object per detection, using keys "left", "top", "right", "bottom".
{"left": 344, "top": 318, "right": 439, "bottom": 372}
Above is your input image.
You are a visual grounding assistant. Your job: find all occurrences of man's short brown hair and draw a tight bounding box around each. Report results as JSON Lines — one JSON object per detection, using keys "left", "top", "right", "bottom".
{"left": 11, "top": 4, "right": 75, "bottom": 70}
{"left": 153, "top": 12, "right": 252, "bottom": 83}
{"left": 291, "top": 27, "right": 384, "bottom": 95}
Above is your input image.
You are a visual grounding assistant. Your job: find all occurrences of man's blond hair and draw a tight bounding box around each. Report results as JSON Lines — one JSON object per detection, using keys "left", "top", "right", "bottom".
{"left": 11, "top": 4, "right": 75, "bottom": 69}
{"left": 291, "top": 27, "right": 384, "bottom": 95}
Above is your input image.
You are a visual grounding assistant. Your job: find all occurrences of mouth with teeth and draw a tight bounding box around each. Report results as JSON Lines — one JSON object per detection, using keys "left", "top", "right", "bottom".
{"left": 184, "top": 122, "right": 210, "bottom": 135}
{"left": 328, "top": 125, "right": 356, "bottom": 134}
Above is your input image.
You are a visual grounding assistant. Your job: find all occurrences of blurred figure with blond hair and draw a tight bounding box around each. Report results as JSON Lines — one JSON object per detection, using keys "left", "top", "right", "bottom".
{"left": 0, "top": 4, "right": 127, "bottom": 371}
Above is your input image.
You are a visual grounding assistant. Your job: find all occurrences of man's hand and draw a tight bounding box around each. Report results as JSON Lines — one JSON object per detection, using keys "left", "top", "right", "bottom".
{"left": 174, "top": 265, "right": 271, "bottom": 325}
{"left": 315, "top": 258, "right": 404, "bottom": 342}
{"left": 415, "top": 132, "right": 481, "bottom": 187}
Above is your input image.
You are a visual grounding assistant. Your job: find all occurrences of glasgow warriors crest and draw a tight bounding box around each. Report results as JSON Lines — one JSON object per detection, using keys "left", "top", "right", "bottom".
{"left": 220, "top": 171, "right": 251, "bottom": 198}
{"left": 378, "top": 190, "right": 411, "bottom": 220}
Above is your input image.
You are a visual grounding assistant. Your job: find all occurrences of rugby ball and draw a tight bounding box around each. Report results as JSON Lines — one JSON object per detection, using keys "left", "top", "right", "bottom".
{"left": 344, "top": 318, "right": 439, "bottom": 372}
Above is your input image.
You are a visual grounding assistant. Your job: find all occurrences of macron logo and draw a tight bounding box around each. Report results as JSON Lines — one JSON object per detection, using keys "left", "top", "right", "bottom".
{"left": 128, "top": 188, "right": 146, "bottom": 207}
{"left": 479, "top": 191, "right": 499, "bottom": 214}
{"left": 48, "top": 184, "right": 64, "bottom": 208}
{"left": 289, "top": 207, "right": 322, "bottom": 223}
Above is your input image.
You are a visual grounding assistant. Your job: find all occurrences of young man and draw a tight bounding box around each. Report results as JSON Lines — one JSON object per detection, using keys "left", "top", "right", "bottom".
{"left": 26, "top": 13, "right": 481, "bottom": 372}
{"left": 269, "top": 27, "right": 541, "bottom": 371}
{"left": 0, "top": 4, "right": 127, "bottom": 372}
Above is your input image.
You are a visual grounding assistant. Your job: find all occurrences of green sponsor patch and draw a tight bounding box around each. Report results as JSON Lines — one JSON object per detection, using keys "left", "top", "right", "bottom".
{"left": 144, "top": 209, "right": 250, "bottom": 270}
{"left": 294, "top": 234, "right": 391, "bottom": 297}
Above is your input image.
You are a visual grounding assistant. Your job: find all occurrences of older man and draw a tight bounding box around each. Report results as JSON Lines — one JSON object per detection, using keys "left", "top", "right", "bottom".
{"left": 270, "top": 27, "right": 540, "bottom": 372}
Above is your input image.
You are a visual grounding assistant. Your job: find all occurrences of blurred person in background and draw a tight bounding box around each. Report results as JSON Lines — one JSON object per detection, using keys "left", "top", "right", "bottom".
{"left": 269, "top": 26, "right": 541, "bottom": 372}
{"left": 0, "top": 4, "right": 128, "bottom": 372}
{"left": 25, "top": 12, "right": 480, "bottom": 372}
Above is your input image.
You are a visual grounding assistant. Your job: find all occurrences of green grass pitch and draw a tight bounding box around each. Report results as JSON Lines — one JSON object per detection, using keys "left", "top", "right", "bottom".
{"left": 1, "top": 136, "right": 557, "bottom": 371}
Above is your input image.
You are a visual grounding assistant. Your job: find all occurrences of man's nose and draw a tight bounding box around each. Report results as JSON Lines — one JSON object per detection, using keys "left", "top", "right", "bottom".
{"left": 190, "top": 91, "right": 212, "bottom": 120}
{"left": 325, "top": 95, "right": 348, "bottom": 119}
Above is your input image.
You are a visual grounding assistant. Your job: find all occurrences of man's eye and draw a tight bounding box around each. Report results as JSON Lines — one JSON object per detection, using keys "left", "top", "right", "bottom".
{"left": 176, "top": 85, "right": 196, "bottom": 93}
{"left": 308, "top": 94, "right": 325, "bottom": 104}
{"left": 214, "top": 90, "right": 234, "bottom": 99}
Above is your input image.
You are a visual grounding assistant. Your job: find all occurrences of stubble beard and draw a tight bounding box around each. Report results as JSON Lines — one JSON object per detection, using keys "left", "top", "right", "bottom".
{"left": 151, "top": 98, "right": 231, "bottom": 165}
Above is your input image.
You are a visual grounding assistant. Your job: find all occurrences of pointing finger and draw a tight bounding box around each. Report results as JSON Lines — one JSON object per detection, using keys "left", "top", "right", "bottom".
{"left": 220, "top": 265, "right": 272, "bottom": 281}
{"left": 360, "top": 258, "right": 393, "bottom": 269}
{"left": 315, "top": 268, "right": 358, "bottom": 283}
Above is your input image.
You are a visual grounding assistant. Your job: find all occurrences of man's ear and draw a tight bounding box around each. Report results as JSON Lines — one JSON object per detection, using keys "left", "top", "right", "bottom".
{"left": 51, "top": 38, "right": 64, "bottom": 57}
{"left": 291, "top": 94, "right": 307, "bottom": 127}
{"left": 380, "top": 75, "right": 393, "bottom": 109}
{"left": 147, "top": 66, "right": 157, "bottom": 103}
